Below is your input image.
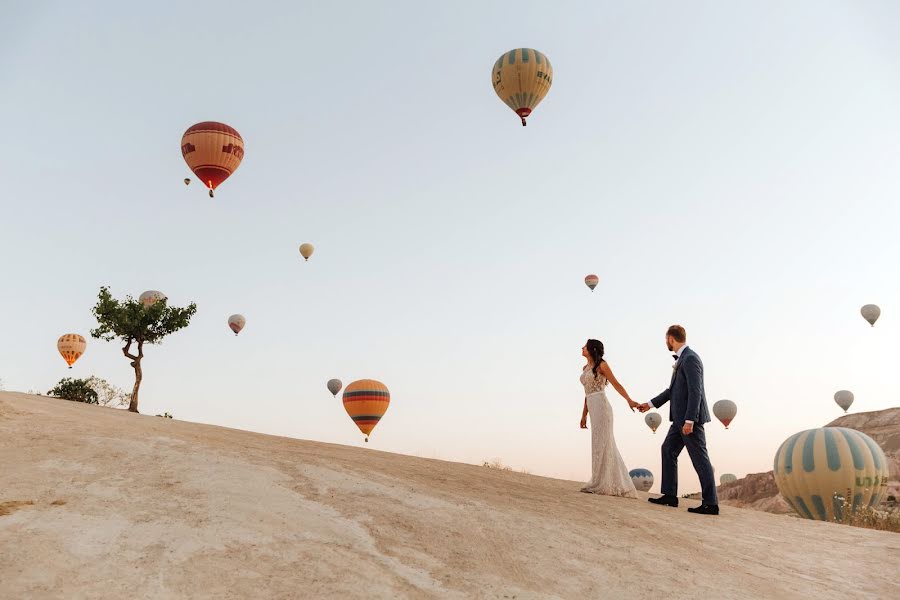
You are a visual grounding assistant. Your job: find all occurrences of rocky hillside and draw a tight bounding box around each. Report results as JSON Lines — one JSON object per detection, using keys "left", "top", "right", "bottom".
{"left": 713, "top": 407, "right": 900, "bottom": 514}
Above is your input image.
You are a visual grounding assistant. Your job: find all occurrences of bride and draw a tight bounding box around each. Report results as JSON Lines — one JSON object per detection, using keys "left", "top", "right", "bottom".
{"left": 579, "top": 338, "right": 639, "bottom": 498}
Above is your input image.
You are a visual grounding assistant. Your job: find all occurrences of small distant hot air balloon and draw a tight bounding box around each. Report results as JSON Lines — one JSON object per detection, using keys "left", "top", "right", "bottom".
{"left": 860, "top": 304, "right": 880, "bottom": 327}
{"left": 720, "top": 474, "right": 738, "bottom": 485}
{"left": 834, "top": 390, "right": 854, "bottom": 413}
{"left": 343, "top": 379, "right": 390, "bottom": 442}
{"left": 629, "top": 468, "right": 654, "bottom": 492}
{"left": 181, "top": 121, "right": 244, "bottom": 198}
{"left": 327, "top": 379, "right": 342, "bottom": 397}
{"left": 228, "top": 314, "right": 246, "bottom": 336}
{"left": 299, "top": 243, "right": 315, "bottom": 262}
{"left": 774, "top": 427, "right": 889, "bottom": 521}
{"left": 713, "top": 400, "right": 737, "bottom": 429}
{"left": 644, "top": 412, "right": 662, "bottom": 433}
{"left": 57, "top": 334, "right": 86, "bottom": 369}
{"left": 183, "top": 178, "right": 191, "bottom": 186}
{"left": 491, "top": 48, "right": 553, "bottom": 126}
{"left": 584, "top": 274, "right": 599, "bottom": 292}
{"left": 139, "top": 290, "right": 166, "bottom": 307}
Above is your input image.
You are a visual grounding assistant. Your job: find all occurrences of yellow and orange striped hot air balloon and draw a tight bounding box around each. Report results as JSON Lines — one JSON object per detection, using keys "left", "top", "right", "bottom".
{"left": 342, "top": 379, "right": 390, "bottom": 442}
{"left": 491, "top": 48, "right": 553, "bottom": 126}
{"left": 181, "top": 121, "right": 244, "bottom": 198}
{"left": 57, "top": 333, "right": 86, "bottom": 369}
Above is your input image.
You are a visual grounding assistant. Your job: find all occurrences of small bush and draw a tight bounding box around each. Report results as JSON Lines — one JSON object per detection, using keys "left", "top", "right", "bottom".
{"left": 156, "top": 412, "right": 173, "bottom": 419}
{"left": 482, "top": 459, "right": 512, "bottom": 471}
{"left": 48, "top": 378, "right": 98, "bottom": 404}
{"left": 833, "top": 490, "right": 900, "bottom": 533}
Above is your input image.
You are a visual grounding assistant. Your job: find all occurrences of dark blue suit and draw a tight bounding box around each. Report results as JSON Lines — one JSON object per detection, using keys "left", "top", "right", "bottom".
{"left": 650, "top": 347, "right": 717, "bottom": 505}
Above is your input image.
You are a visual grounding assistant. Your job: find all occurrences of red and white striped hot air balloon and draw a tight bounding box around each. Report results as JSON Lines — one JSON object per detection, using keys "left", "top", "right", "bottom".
{"left": 181, "top": 121, "right": 244, "bottom": 198}
{"left": 584, "top": 274, "right": 599, "bottom": 292}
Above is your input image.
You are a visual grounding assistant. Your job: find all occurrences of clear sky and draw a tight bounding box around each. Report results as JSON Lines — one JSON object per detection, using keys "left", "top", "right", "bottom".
{"left": 2, "top": 1, "right": 899, "bottom": 492}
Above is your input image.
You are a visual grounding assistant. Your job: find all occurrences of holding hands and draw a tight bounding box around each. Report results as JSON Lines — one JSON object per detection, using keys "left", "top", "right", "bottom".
{"left": 636, "top": 402, "right": 652, "bottom": 413}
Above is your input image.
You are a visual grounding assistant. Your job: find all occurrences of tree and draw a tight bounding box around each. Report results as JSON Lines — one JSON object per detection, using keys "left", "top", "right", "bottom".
{"left": 84, "top": 376, "right": 131, "bottom": 408}
{"left": 48, "top": 378, "right": 99, "bottom": 404}
{"left": 90, "top": 287, "right": 196, "bottom": 413}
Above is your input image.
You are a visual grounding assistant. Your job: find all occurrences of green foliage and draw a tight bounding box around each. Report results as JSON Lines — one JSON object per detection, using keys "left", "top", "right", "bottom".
{"left": 90, "top": 286, "right": 197, "bottom": 345}
{"left": 48, "top": 378, "right": 99, "bottom": 404}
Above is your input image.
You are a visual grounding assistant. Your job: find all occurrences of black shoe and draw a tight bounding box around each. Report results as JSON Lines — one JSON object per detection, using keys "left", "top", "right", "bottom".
{"left": 687, "top": 504, "right": 719, "bottom": 515}
{"left": 648, "top": 494, "right": 679, "bottom": 507}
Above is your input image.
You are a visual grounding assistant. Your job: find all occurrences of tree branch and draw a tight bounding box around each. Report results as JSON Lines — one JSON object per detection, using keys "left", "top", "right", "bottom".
{"left": 122, "top": 338, "right": 138, "bottom": 361}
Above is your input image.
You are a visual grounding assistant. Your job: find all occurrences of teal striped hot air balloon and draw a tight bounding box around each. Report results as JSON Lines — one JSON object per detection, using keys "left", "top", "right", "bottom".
{"left": 773, "top": 427, "right": 889, "bottom": 521}
{"left": 629, "top": 468, "right": 654, "bottom": 492}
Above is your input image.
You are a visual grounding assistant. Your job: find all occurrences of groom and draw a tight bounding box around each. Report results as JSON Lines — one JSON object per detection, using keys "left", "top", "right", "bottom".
{"left": 638, "top": 325, "right": 719, "bottom": 515}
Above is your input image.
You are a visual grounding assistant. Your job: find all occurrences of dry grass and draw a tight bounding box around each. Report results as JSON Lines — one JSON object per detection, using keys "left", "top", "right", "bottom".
{"left": 834, "top": 490, "right": 900, "bottom": 533}
{"left": 0, "top": 500, "right": 34, "bottom": 516}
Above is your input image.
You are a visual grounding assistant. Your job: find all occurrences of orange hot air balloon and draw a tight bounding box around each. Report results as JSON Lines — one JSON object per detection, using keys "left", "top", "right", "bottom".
{"left": 57, "top": 333, "right": 86, "bottom": 369}
{"left": 181, "top": 121, "right": 244, "bottom": 198}
{"left": 342, "top": 379, "right": 390, "bottom": 442}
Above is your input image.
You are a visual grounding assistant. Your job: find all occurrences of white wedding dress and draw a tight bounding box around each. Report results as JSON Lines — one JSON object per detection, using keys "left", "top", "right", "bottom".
{"left": 581, "top": 366, "right": 638, "bottom": 498}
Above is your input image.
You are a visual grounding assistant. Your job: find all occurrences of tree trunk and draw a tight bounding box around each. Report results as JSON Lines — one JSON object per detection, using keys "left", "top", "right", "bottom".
{"left": 128, "top": 359, "right": 142, "bottom": 413}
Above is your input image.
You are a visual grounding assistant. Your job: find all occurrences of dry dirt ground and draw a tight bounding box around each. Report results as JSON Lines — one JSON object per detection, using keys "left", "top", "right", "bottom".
{"left": 1, "top": 392, "right": 898, "bottom": 599}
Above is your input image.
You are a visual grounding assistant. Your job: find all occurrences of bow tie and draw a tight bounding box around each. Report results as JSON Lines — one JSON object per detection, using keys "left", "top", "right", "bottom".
{"left": 672, "top": 354, "right": 679, "bottom": 360}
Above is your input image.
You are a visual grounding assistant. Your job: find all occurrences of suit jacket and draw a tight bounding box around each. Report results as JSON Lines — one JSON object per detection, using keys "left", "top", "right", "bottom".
{"left": 650, "top": 346, "right": 711, "bottom": 424}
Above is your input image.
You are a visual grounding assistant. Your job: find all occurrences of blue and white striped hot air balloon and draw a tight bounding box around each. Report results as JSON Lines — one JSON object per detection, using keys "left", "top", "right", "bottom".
{"left": 629, "top": 468, "right": 654, "bottom": 492}
{"left": 773, "top": 427, "right": 889, "bottom": 521}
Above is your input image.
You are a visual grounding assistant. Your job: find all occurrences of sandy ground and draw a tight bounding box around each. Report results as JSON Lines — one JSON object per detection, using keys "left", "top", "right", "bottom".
{"left": 1, "top": 392, "right": 898, "bottom": 599}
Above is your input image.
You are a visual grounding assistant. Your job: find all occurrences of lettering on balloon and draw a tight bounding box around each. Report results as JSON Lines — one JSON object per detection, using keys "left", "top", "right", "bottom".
{"left": 535, "top": 71, "right": 552, "bottom": 84}
{"left": 181, "top": 142, "right": 196, "bottom": 155}
{"left": 222, "top": 143, "right": 244, "bottom": 160}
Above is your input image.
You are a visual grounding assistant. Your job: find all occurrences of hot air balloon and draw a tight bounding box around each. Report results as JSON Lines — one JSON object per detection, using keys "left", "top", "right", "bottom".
{"left": 773, "top": 427, "right": 889, "bottom": 521}
{"left": 139, "top": 290, "right": 166, "bottom": 307}
{"left": 227, "top": 314, "right": 246, "bottom": 336}
{"left": 860, "top": 304, "right": 880, "bottom": 327}
{"left": 57, "top": 334, "right": 86, "bottom": 369}
{"left": 299, "top": 243, "right": 315, "bottom": 262}
{"left": 720, "top": 474, "right": 737, "bottom": 485}
{"left": 834, "top": 390, "right": 854, "bottom": 413}
{"left": 584, "top": 274, "right": 599, "bottom": 292}
{"left": 491, "top": 48, "right": 553, "bottom": 126}
{"left": 181, "top": 121, "right": 244, "bottom": 198}
{"left": 713, "top": 399, "right": 737, "bottom": 429}
{"left": 327, "top": 379, "right": 342, "bottom": 397}
{"left": 629, "top": 468, "right": 654, "bottom": 492}
{"left": 183, "top": 178, "right": 191, "bottom": 186}
{"left": 644, "top": 412, "right": 662, "bottom": 433}
{"left": 342, "top": 379, "right": 390, "bottom": 442}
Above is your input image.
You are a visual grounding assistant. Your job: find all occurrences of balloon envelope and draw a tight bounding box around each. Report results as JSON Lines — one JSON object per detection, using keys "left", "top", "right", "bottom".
{"left": 644, "top": 412, "right": 662, "bottom": 433}
{"left": 720, "top": 474, "right": 737, "bottom": 484}
{"left": 834, "top": 390, "right": 854, "bottom": 413}
{"left": 342, "top": 379, "right": 390, "bottom": 441}
{"left": 181, "top": 121, "right": 244, "bottom": 194}
{"left": 491, "top": 48, "right": 553, "bottom": 125}
{"left": 139, "top": 290, "right": 166, "bottom": 307}
{"left": 57, "top": 333, "right": 86, "bottom": 368}
{"left": 327, "top": 379, "right": 343, "bottom": 397}
{"left": 629, "top": 468, "right": 654, "bottom": 492}
{"left": 860, "top": 304, "right": 880, "bottom": 327}
{"left": 299, "top": 243, "right": 315, "bottom": 261}
{"left": 773, "top": 427, "right": 889, "bottom": 521}
{"left": 228, "top": 314, "right": 246, "bottom": 335}
{"left": 713, "top": 399, "right": 737, "bottom": 429}
{"left": 584, "top": 274, "right": 599, "bottom": 291}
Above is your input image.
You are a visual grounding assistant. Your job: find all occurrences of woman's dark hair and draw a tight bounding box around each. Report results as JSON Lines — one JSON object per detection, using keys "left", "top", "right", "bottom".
{"left": 586, "top": 339, "right": 605, "bottom": 377}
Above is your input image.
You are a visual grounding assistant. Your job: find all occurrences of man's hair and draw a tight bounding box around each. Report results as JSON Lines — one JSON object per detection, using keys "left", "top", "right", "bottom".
{"left": 666, "top": 324, "right": 686, "bottom": 343}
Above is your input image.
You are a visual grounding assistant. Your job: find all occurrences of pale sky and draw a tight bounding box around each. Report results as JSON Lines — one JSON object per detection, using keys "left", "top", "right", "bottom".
{"left": 2, "top": 1, "right": 899, "bottom": 493}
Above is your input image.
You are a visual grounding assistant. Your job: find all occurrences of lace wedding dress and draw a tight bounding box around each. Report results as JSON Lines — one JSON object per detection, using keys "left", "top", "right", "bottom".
{"left": 580, "top": 366, "right": 638, "bottom": 498}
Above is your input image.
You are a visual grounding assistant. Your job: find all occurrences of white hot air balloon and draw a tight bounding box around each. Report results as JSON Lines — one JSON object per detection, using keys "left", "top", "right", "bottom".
{"left": 299, "top": 243, "right": 315, "bottom": 262}
{"left": 629, "top": 468, "right": 654, "bottom": 492}
{"left": 228, "top": 314, "right": 246, "bottom": 336}
{"left": 139, "top": 290, "right": 167, "bottom": 307}
{"left": 720, "top": 473, "right": 738, "bottom": 484}
{"left": 644, "top": 412, "right": 662, "bottom": 433}
{"left": 834, "top": 390, "right": 854, "bottom": 413}
{"left": 327, "top": 379, "right": 343, "bottom": 397}
{"left": 860, "top": 304, "right": 880, "bottom": 327}
{"left": 713, "top": 399, "right": 737, "bottom": 429}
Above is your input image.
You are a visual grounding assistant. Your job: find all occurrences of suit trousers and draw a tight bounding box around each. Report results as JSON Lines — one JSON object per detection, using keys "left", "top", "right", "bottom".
{"left": 660, "top": 422, "right": 718, "bottom": 506}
